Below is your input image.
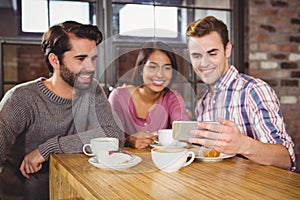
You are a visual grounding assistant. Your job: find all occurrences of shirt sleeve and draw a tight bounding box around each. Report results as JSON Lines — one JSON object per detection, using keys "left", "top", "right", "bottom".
{"left": 248, "top": 82, "right": 296, "bottom": 171}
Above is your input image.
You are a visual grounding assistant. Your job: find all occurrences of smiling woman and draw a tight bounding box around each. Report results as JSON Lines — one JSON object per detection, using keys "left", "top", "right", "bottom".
{"left": 108, "top": 41, "right": 190, "bottom": 149}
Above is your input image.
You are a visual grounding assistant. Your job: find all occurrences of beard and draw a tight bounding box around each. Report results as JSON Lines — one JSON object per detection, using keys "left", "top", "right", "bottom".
{"left": 60, "top": 64, "right": 94, "bottom": 90}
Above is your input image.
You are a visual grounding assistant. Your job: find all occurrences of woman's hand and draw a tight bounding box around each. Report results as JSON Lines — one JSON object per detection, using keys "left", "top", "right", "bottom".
{"left": 126, "top": 131, "right": 158, "bottom": 149}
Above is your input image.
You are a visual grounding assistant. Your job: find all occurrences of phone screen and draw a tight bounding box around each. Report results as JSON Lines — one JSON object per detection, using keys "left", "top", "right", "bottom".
{"left": 172, "top": 121, "right": 200, "bottom": 141}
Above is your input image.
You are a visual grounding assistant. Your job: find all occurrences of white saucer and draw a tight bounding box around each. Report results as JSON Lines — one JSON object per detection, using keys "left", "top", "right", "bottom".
{"left": 150, "top": 141, "right": 188, "bottom": 148}
{"left": 196, "top": 153, "right": 235, "bottom": 162}
{"left": 88, "top": 155, "right": 142, "bottom": 170}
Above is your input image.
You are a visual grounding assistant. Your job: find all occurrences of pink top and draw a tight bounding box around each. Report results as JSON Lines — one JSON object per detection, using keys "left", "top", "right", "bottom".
{"left": 108, "top": 87, "right": 190, "bottom": 136}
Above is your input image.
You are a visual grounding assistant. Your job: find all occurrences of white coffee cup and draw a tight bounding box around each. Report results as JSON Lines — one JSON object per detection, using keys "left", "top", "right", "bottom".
{"left": 151, "top": 147, "right": 195, "bottom": 173}
{"left": 82, "top": 137, "right": 119, "bottom": 157}
{"left": 158, "top": 129, "right": 178, "bottom": 146}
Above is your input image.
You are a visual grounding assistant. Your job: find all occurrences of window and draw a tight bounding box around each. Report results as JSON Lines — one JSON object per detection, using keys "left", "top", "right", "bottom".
{"left": 0, "top": 39, "right": 49, "bottom": 98}
{"left": 112, "top": 0, "right": 231, "bottom": 41}
{"left": 119, "top": 4, "right": 178, "bottom": 38}
{"left": 19, "top": 0, "right": 96, "bottom": 34}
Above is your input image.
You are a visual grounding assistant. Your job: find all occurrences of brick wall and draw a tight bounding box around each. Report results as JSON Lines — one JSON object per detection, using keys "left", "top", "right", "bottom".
{"left": 247, "top": 0, "right": 300, "bottom": 172}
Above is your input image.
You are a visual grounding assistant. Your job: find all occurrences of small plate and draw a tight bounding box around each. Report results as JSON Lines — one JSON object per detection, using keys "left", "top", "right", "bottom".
{"left": 150, "top": 141, "right": 188, "bottom": 148}
{"left": 196, "top": 153, "right": 235, "bottom": 162}
{"left": 88, "top": 155, "right": 142, "bottom": 170}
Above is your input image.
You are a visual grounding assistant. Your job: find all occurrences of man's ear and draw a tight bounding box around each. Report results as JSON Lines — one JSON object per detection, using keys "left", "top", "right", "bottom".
{"left": 225, "top": 42, "right": 232, "bottom": 58}
{"left": 48, "top": 53, "right": 60, "bottom": 69}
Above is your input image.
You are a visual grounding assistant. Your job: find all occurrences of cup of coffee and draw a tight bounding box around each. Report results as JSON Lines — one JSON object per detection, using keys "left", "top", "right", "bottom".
{"left": 82, "top": 137, "right": 119, "bottom": 157}
{"left": 151, "top": 147, "right": 195, "bottom": 173}
{"left": 158, "top": 129, "right": 178, "bottom": 146}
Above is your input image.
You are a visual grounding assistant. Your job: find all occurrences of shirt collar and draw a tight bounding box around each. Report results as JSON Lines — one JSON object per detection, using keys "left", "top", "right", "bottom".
{"left": 213, "top": 65, "right": 239, "bottom": 92}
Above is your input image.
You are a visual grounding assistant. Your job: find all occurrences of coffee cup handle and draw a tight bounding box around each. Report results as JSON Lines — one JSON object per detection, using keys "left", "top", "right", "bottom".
{"left": 183, "top": 151, "right": 195, "bottom": 167}
{"left": 82, "top": 144, "right": 94, "bottom": 156}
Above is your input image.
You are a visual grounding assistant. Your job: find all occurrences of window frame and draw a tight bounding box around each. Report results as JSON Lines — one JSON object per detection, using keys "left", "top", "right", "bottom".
{"left": 111, "top": 1, "right": 233, "bottom": 42}
{"left": 113, "top": 3, "right": 182, "bottom": 40}
{"left": 16, "top": 0, "right": 96, "bottom": 37}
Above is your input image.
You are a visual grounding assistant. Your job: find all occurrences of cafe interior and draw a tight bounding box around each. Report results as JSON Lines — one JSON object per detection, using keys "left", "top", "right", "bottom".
{"left": 0, "top": 0, "right": 300, "bottom": 199}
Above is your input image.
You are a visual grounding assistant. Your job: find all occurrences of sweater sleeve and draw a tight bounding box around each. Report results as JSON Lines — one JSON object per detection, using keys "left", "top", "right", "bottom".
{"left": 0, "top": 89, "right": 33, "bottom": 165}
{"left": 38, "top": 128, "right": 108, "bottom": 160}
{"left": 38, "top": 136, "right": 61, "bottom": 160}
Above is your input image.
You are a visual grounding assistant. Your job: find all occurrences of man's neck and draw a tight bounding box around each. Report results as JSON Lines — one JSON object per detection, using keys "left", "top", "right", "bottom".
{"left": 43, "top": 76, "right": 76, "bottom": 99}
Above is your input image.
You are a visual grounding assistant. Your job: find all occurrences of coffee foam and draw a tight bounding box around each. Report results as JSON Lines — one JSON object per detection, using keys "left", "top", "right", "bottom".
{"left": 153, "top": 147, "right": 185, "bottom": 153}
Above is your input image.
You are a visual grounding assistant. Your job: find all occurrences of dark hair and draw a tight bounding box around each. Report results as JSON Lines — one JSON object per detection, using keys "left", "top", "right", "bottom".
{"left": 41, "top": 21, "right": 103, "bottom": 74}
{"left": 186, "top": 16, "right": 229, "bottom": 49}
{"left": 131, "top": 41, "right": 178, "bottom": 90}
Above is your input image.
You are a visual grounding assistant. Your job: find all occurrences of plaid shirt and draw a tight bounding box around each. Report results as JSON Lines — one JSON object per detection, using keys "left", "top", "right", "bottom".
{"left": 196, "top": 66, "right": 296, "bottom": 171}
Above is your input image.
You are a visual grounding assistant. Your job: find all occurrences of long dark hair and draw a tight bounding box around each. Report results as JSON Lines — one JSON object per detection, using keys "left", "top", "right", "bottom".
{"left": 131, "top": 41, "right": 178, "bottom": 91}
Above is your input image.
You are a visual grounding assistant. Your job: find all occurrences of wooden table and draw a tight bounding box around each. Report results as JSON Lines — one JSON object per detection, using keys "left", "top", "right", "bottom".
{"left": 50, "top": 147, "right": 300, "bottom": 200}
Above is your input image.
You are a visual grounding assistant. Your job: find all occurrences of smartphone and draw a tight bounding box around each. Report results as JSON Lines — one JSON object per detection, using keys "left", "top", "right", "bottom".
{"left": 172, "top": 121, "right": 200, "bottom": 141}
{"left": 173, "top": 121, "right": 221, "bottom": 141}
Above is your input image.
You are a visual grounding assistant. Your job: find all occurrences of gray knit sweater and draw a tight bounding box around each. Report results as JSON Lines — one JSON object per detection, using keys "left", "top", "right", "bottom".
{"left": 0, "top": 77, "right": 124, "bottom": 199}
